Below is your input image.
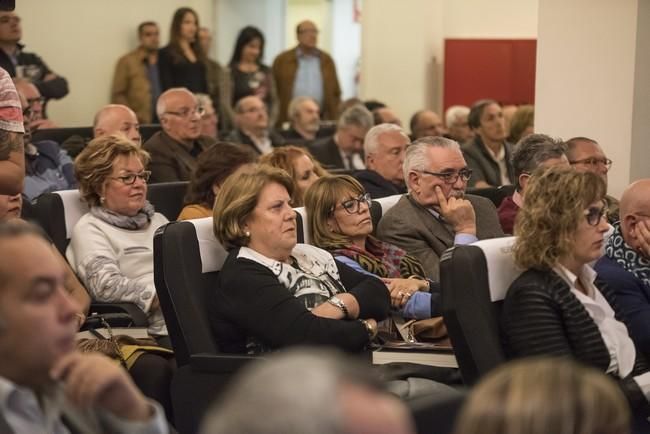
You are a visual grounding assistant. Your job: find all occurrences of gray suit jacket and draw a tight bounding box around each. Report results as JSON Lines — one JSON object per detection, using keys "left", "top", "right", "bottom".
{"left": 376, "top": 194, "right": 504, "bottom": 280}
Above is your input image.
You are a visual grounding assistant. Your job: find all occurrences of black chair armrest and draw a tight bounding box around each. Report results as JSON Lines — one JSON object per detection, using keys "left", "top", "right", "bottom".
{"left": 189, "top": 353, "right": 260, "bottom": 374}
{"left": 88, "top": 302, "right": 149, "bottom": 327}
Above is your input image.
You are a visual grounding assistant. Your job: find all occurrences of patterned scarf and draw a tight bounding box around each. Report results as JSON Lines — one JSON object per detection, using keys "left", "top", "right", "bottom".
{"left": 90, "top": 201, "right": 155, "bottom": 230}
{"left": 328, "top": 235, "right": 426, "bottom": 279}
{"left": 605, "top": 223, "right": 650, "bottom": 288}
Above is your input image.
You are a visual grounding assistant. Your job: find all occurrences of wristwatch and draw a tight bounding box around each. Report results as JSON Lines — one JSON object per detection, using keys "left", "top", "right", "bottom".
{"left": 327, "top": 296, "right": 349, "bottom": 318}
{"left": 360, "top": 319, "right": 378, "bottom": 340}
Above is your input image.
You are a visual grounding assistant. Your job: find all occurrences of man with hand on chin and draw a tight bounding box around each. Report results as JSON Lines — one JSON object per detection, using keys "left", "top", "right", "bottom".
{"left": 377, "top": 136, "right": 503, "bottom": 280}
{"left": 0, "top": 221, "right": 168, "bottom": 434}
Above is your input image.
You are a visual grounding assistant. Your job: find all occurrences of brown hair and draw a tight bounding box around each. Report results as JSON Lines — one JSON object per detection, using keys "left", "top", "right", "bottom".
{"left": 184, "top": 142, "right": 257, "bottom": 208}
{"left": 167, "top": 7, "right": 205, "bottom": 64}
{"left": 303, "top": 175, "right": 365, "bottom": 249}
{"left": 513, "top": 166, "right": 606, "bottom": 270}
{"left": 258, "top": 146, "right": 327, "bottom": 207}
{"left": 507, "top": 105, "right": 534, "bottom": 144}
{"left": 213, "top": 166, "right": 294, "bottom": 250}
{"left": 74, "top": 134, "right": 150, "bottom": 207}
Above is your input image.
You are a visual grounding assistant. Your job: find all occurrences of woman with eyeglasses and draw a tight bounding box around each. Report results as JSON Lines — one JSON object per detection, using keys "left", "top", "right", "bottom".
{"left": 502, "top": 166, "right": 650, "bottom": 418}
{"left": 66, "top": 135, "right": 169, "bottom": 342}
{"left": 305, "top": 175, "right": 440, "bottom": 319}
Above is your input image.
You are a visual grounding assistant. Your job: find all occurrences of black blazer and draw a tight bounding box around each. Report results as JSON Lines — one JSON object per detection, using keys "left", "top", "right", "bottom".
{"left": 501, "top": 268, "right": 649, "bottom": 414}
{"left": 309, "top": 136, "right": 344, "bottom": 170}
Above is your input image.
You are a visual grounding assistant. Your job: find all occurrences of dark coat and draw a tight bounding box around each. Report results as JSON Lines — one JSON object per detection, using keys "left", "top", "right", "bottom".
{"left": 143, "top": 130, "right": 216, "bottom": 183}
{"left": 462, "top": 135, "right": 514, "bottom": 187}
{"left": 354, "top": 169, "right": 406, "bottom": 199}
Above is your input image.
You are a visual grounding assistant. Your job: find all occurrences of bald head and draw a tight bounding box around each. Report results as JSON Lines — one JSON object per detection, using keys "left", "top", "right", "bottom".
{"left": 619, "top": 179, "right": 650, "bottom": 254}
{"left": 93, "top": 104, "right": 140, "bottom": 144}
{"left": 296, "top": 20, "right": 318, "bottom": 50}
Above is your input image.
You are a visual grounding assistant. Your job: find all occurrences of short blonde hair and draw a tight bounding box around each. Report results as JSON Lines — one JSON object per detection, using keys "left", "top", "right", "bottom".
{"left": 453, "top": 357, "right": 630, "bottom": 434}
{"left": 303, "top": 175, "right": 365, "bottom": 249}
{"left": 513, "top": 166, "right": 606, "bottom": 270}
{"left": 213, "top": 166, "right": 294, "bottom": 250}
{"left": 74, "top": 134, "right": 150, "bottom": 207}
{"left": 258, "top": 146, "right": 327, "bottom": 207}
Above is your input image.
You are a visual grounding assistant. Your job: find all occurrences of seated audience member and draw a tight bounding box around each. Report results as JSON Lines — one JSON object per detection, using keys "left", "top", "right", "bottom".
{"left": 463, "top": 99, "right": 513, "bottom": 188}
{"left": 0, "top": 11, "right": 69, "bottom": 111}
{"left": 14, "top": 78, "right": 56, "bottom": 130}
{"left": 354, "top": 123, "right": 409, "bottom": 199}
{"left": 596, "top": 179, "right": 650, "bottom": 355}
{"left": 566, "top": 136, "right": 619, "bottom": 223}
{"left": 377, "top": 137, "right": 504, "bottom": 280}
{"left": 0, "top": 221, "right": 169, "bottom": 434}
{"left": 17, "top": 86, "right": 76, "bottom": 201}
{"left": 506, "top": 104, "right": 534, "bottom": 145}
{"left": 111, "top": 21, "right": 161, "bottom": 124}
{"left": 444, "top": 105, "right": 472, "bottom": 145}
{"left": 201, "top": 348, "right": 415, "bottom": 434}
{"left": 309, "top": 104, "right": 373, "bottom": 171}
{"left": 210, "top": 166, "right": 390, "bottom": 354}
{"left": 144, "top": 87, "right": 216, "bottom": 182}
{"left": 373, "top": 106, "right": 402, "bottom": 127}
{"left": 225, "top": 95, "right": 284, "bottom": 155}
{"left": 258, "top": 145, "right": 326, "bottom": 207}
{"left": 280, "top": 96, "right": 328, "bottom": 143}
{"left": 178, "top": 141, "right": 257, "bottom": 220}
{"left": 453, "top": 357, "right": 630, "bottom": 434}
{"left": 0, "top": 67, "right": 25, "bottom": 196}
{"left": 502, "top": 167, "right": 650, "bottom": 417}
{"left": 196, "top": 93, "right": 218, "bottom": 139}
{"left": 498, "top": 134, "right": 568, "bottom": 234}
{"left": 409, "top": 109, "right": 444, "bottom": 140}
{"left": 305, "top": 175, "right": 439, "bottom": 319}
{"left": 66, "top": 135, "right": 169, "bottom": 340}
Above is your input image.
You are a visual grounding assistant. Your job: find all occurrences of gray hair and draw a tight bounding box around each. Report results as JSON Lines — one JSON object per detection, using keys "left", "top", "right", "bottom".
{"left": 403, "top": 136, "right": 460, "bottom": 189}
{"left": 511, "top": 134, "right": 567, "bottom": 191}
{"left": 445, "top": 105, "right": 470, "bottom": 128}
{"left": 156, "top": 87, "right": 194, "bottom": 118}
{"left": 195, "top": 93, "right": 214, "bottom": 112}
{"left": 200, "top": 348, "right": 384, "bottom": 434}
{"left": 288, "top": 96, "right": 317, "bottom": 121}
{"left": 364, "top": 123, "right": 409, "bottom": 155}
{"left": 337, "top": 104, "right": 373, "bottom": 131}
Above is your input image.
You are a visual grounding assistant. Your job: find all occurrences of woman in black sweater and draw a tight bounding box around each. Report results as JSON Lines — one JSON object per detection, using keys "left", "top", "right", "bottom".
{"left": 210, "top": 166, "right": 390, "bottom": 354}
{"left": 502, "top": 166, "right": 650, "bottom": 417}
{"left": 158, "top": 7, "right": 207, "bottom": 94}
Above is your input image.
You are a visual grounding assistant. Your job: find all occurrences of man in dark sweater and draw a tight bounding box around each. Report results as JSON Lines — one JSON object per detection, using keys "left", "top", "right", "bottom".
{"left": 354, "top": 123, "right": 408, "bottom": 199}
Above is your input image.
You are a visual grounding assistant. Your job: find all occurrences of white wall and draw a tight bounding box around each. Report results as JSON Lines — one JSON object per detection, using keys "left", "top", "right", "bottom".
{"left": 17, "top": 0, "right": 213, "bottom": 126}
{"left": 330, "top": 0, "right": 361, "bottom": 99}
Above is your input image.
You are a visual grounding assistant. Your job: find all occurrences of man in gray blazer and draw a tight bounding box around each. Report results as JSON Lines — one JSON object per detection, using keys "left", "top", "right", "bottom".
{"left": 377, "top": 136, "right": 504, "bottom": 280}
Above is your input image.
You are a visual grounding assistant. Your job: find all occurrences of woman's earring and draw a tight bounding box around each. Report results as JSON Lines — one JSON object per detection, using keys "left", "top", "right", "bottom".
{"left": 245, "top": 230, "right": 251, "bottom": 238}
{"left": 100, "top": 196, "right": 105, "bottom": 204}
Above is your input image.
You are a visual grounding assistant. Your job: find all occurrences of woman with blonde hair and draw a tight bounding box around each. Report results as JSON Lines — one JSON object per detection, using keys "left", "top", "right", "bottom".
{"left": 209, "top": 166, "right": 390, "bottom": 354}
{"left": 259, "top": 145, "right": 326, "bottom": 207}
{"left": 502, "top": 166, "right": 650, "bottom": 419}
{"left": 304, "top": 175, "right": 438, "bottom": 318}
{"left": 454, "top": 357, "right": 630, "bottom": 434}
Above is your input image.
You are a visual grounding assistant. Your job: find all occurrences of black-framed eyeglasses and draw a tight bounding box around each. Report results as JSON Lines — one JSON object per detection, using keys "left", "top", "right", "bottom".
{"left": 164, "top": 106, "right": 205, "bottom": 119}
{"left": 584, "top": 204, "right": 608, "bottom": 226}
{"left": 22, "top": 106, "right": 32, "bottom": 118}
{"left": 416, "top": 168, "right": 472, "bottom": 184}
{"left": 109, "top": 171, "right": 151, "bottom": 185}
{"left": 569, "top": 157, "right": 612, "bottom": 170}
{"left": 333, "top": 193, "right": 371, "bottom": 215}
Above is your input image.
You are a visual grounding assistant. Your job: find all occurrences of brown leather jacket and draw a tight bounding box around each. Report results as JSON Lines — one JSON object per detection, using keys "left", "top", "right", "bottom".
{"left": 272, "top": 46, "right": 341, "bottom": 128}
{"left": 111, "top": 48, "right": 154, "bottom": 124}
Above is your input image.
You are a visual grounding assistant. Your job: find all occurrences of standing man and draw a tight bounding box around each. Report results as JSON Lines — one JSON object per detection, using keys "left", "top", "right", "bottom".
{"left": 272, "top": 20, "right": 341, "bottom": 127}
{"left": 0, "top": 11, "right": 69, "bottom": 112}
{"left": 111, "top": 21, "right": 161, "bottom": 124}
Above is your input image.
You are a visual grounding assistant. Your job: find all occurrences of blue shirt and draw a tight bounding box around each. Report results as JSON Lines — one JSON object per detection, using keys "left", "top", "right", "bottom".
{"left": 292, "top": 48, "right": 323, "bottom": 106}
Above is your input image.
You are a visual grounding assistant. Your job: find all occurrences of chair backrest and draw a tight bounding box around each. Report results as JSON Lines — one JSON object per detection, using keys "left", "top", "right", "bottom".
{"left": 370, "top": 194, "right": 402, "bottom": 231}
{"left": 33, "top": 189, "right": 89, "bottom": 254}
{"left": 294, "top": 207, "right": 309, "bottom": 244}
{"left": 139, "top": 124, "right": 162, "bottom": 142}
{"left": 440, "top": 236, "right": 522, "bottom": 385}
{"left": 31, "top": 126, "right": 93, "bottom": 144}
{"left": 466, "top": 185, "right": 515, "bottom": 208}
{"left": 153, "top": 217, "right": 227, "bottom": 366}
{"left": 147, "top": 181, "right": 189, "bottom": 221}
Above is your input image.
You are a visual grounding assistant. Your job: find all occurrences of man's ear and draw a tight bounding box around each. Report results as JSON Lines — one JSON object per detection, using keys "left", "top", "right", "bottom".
{"left": 407, "top": 171, "right": 420, "bottom": 194}
{"left": 365, "top": 153, "right": 374, "bottom": 169}
{"left": 518, "top": 173, "right": 530, "bottom": 191}
{"left": 622, "top": 214, "right": 638, "bottom": 240}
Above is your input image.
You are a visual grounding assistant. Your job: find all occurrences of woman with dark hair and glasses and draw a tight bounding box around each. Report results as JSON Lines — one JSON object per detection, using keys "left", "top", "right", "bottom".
{"left": 225, "top": 26, "right": 278, "bottom": 124}
{"left": 502, "top": 166, "right": 650, "bottom": 420}
{"left": 305, "top": 175, "right": 440, "bottom": 319}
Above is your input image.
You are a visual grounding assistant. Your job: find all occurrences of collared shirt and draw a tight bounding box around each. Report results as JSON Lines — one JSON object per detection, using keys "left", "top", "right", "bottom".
{"left": 0, "top": 376, "right": 168, "bottom": 434}
{"left": 511, "top": 189, "right": 523, "bottom": 208}
{"left": 427, "top": 207, "right": 478, "bottom": 245}
{"left": 146, "top": 62, "right": 161, "bottom": 119}
{"left": 246, "top": 130, "right": 273, "bottom": 155}
{"left": 292, "top": 47, "right": 323, "bottom": 106}
{"left": 486, "top": 143, "right": 511, "bottom": 186}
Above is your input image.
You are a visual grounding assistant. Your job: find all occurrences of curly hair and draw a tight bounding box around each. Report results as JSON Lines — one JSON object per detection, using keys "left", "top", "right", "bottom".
{"left": 258, "top": 146, "right": 327, "bottom": 207}
{"left": 303, "top": 175, "right": 366, "bottom": 249}
{"left": 213, "top": 166, "right": 294, "bottom": 250}
{"left": 513, "top": 166, "right": 606, "bottom": 270}
{"left": 74, "top": 134, "right": 150, "bottom": 207}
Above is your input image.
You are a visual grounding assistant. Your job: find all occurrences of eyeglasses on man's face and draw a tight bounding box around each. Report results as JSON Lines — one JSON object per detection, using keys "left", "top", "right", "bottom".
{"left": 583, "top": 204, "right": 608, "bottom": 226}
{"left": 416, "top": 168, "right": 473, "bottom": 184}
{"left": 110, "top": 171, "right": 151, "bottom": 185}
{"left": 334, "top": 193, "right": 372, "bottom": 215}
{"left": 164, "top": 106, "right": 205, "bottom": 119}
{"left": 569, "top": 157, "right": 613, "bottom": 170}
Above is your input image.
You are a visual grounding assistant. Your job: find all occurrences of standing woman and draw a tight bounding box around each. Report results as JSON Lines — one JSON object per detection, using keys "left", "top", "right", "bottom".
{"left": 158, "top": 7, "right": 208, "bottom": 94}
{"left": 226, "top": 26, "right": 278, "bottom": 125}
